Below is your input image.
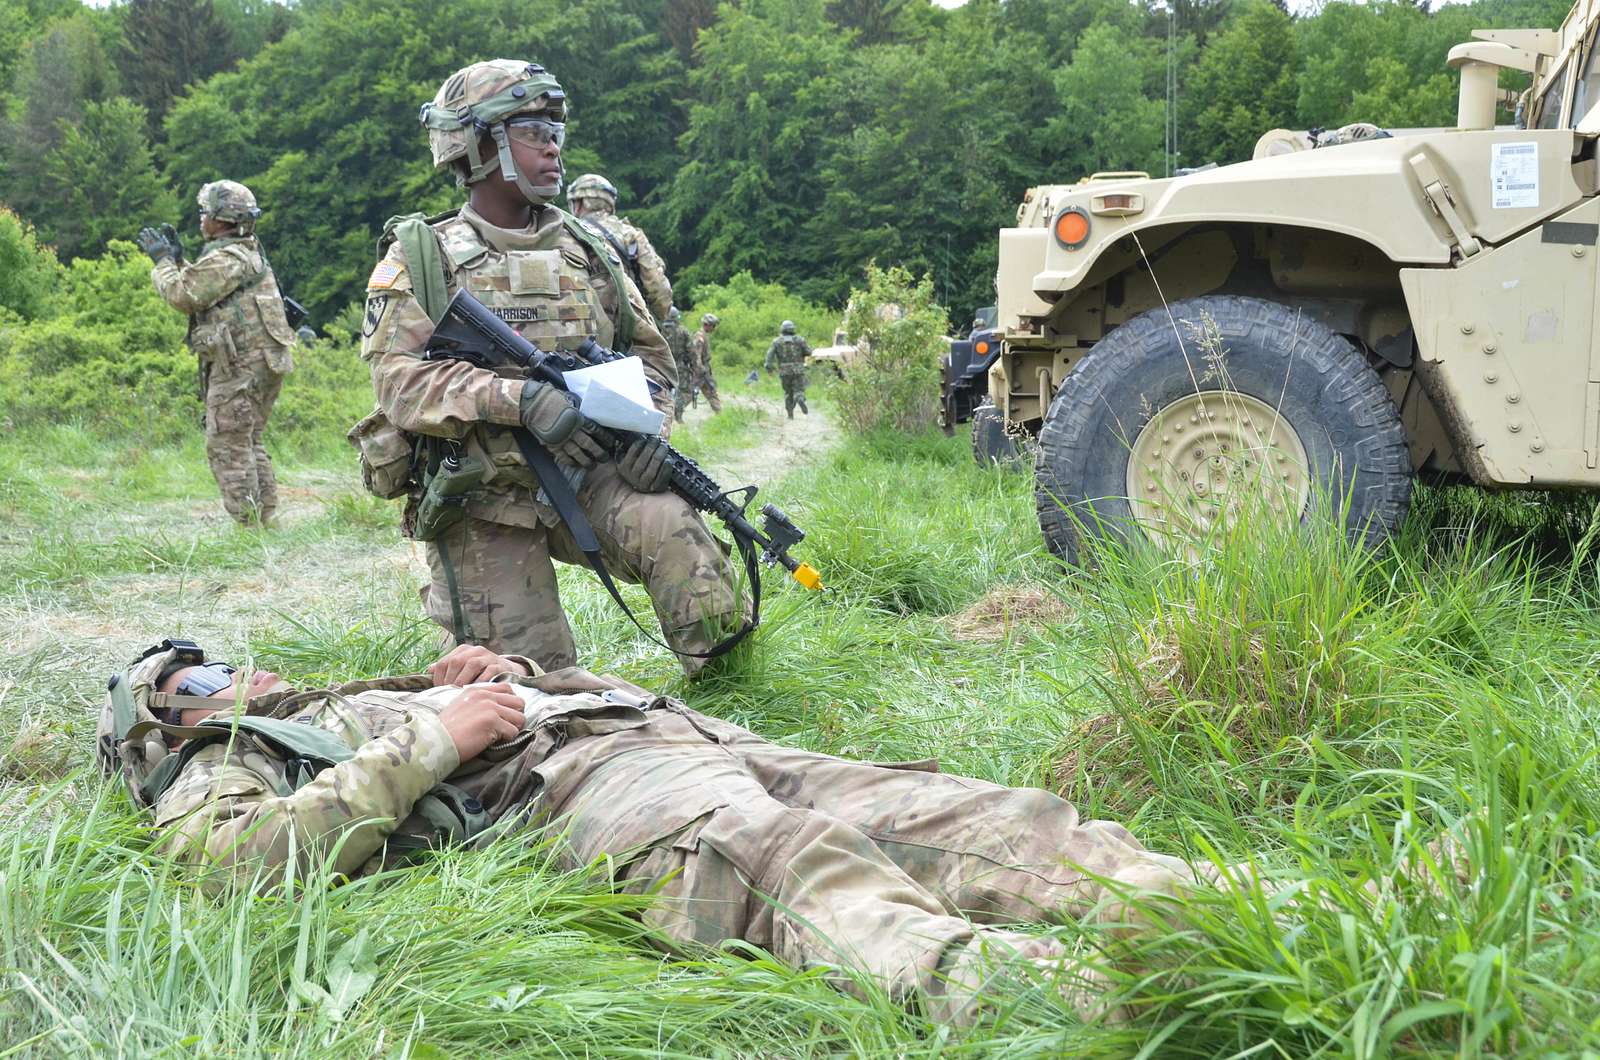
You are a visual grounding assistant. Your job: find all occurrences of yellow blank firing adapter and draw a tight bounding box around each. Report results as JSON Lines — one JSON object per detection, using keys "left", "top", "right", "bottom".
{"left": 791, "top": 563, "right": 823, "bottom": 591}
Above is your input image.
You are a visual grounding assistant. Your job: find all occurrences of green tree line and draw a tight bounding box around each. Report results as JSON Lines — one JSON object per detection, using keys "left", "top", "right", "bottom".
{"left": 0, "top": 0, "right": 1574, "bottom": 329}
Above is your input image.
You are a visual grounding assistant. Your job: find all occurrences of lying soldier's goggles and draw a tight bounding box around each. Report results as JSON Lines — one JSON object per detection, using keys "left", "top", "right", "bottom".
{"left": 174, "top": 662, "right": 237, "bottom": 698}
{"left": 504, "top": 117, "right": 566, "bottom": 149}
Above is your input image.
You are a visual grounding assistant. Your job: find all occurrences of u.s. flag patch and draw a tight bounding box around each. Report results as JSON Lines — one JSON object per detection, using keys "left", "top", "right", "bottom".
{"left": 367, "top": 262, "right": 404, "bottom": 290}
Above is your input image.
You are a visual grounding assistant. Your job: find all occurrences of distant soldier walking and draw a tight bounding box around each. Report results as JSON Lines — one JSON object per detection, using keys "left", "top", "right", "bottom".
{"left": 568, "top": 173, "right": 674, "bottom": 322}
{"left": 689, "top": 312, "right": 722, "bottom": 414}
{"left": 139, "top": 181, "right": 296, "bottom": 526}
{"left": 764, "top": 319, "right": 811, "bottom": 418}
{"left": 660, "top": 306, "right": 696, "bottom": 423}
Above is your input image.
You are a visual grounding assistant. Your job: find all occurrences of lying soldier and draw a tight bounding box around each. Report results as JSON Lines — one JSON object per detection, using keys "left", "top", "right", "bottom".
{"left": 99, "top": 639, "right": 1231, "bottom": 1021}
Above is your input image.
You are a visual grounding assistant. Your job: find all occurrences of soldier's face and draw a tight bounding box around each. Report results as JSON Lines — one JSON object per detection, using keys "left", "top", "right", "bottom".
{"left": 159, "top": 665, "right": 291, "bottom": 723}
{"left": 503, "top": 116, "right": 564, "bottom": 189}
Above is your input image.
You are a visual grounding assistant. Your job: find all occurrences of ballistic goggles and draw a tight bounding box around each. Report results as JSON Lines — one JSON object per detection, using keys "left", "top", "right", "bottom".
{"left": 504, "top": 117, "right": 566, "bottom": 150}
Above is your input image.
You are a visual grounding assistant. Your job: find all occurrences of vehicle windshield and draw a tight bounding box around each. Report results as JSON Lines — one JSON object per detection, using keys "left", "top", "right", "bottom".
{"left": 1566, "top": 27, "right": 1600, "bottom": 126}
{"left": 833, "top": 330, "right": 846, "bottom": 345}
{"left": 1534, "top": 57, "right": 1571, "bottom": 128}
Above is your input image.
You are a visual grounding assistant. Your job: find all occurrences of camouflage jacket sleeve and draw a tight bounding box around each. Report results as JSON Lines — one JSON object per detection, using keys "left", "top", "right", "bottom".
{"left": 359, "top": 240, "right": 524, "bottom": 438}
{"left": 629, "top": 226, "right": 674, "bottom": 322}
{"left": 798, "top": 337, "right": 812, "bottom": 357}
{"left": 156, "top": 710, "right": 461, "bottom": 885}
{"left": 151, "top": 248, "right": 249, "bottom": 315}
{"left": 764, "top": 338, "right": 781, "bottom": 372}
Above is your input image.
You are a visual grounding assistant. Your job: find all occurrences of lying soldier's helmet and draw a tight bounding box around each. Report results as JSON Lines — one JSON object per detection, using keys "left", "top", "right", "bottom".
{"left": 97, "top": 639, "right": 210, "bottom": 808}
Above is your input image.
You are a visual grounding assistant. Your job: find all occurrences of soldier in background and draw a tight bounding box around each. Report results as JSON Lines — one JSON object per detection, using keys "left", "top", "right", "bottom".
{"left": 138, "top": 181, "right": 296, "bottom": 527}
{"left": 660, "top": 306, "right": 696, "bottom": 423}
{"left": 568, "top": 173, "right": 673, "bottom": 322}
{"left": 688, "top": 312, "right": 722, "bottom": 414}
{"left": 764, "top": 319, "right": 811, "bottom": 418}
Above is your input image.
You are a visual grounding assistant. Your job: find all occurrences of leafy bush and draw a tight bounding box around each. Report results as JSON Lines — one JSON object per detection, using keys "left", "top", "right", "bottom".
{"left": 0, "top": 208, "right": 61, "bottom": 320}
{"left": 0, "top": 237, "right": 370, "bottom": 452}
{"left": 833, "top": 262, "right": 947, "bottom": 434}
{"left": 686, "top": 271, "right": 836, "bottom": 372}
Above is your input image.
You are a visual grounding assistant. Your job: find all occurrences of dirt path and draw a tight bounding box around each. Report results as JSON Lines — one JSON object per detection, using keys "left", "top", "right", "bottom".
{"left": 674, "top": 391, "right": 840, "bottom": 487}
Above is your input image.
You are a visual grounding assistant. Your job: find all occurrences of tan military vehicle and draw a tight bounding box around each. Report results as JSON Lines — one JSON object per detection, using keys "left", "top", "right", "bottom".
{"left": 810, "top": 325, "right": 858, "bottom": 377}
{"left": 992, "top": 4, "right": 1600, "bottom": 561}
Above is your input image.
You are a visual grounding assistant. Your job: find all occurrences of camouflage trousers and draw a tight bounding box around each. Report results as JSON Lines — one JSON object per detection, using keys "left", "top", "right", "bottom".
{"left": 696, "top": 366, "right": 722, "bottom": 413}
{"left": 422, "top": 463, "right": 745, "bottom": 676}
{"left": 203, "top": 349, "right": 284, "bottom": 525}
{"left": 672, "top": 355, "right": 698, "bottom": 422}
{"left": 538, "top": 708, "right": 1212, "bottom": 1023}
{"left": 778, "top": 367, "right": 808, "bottom": 417}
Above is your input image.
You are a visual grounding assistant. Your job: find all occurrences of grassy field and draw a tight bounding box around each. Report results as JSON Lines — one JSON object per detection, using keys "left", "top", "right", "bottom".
{"left": 3, "top": 376, "right": 1600, "bottom": 1056}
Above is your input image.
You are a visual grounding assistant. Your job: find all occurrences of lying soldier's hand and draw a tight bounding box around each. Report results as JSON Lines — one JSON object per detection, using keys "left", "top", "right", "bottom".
{"left": 439, "top": 683, "right": 526, "bottom": 762}
{"left": 429, "top": 643, "right": 530, "bottom": 686}
{"left": 519, "top": 380, "right": 607, "bottom": 468}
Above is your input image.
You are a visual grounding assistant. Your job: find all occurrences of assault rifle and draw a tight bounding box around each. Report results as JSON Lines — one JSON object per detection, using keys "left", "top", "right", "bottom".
{"left": 423, "top": 288, "right": 822, "bottom": 654}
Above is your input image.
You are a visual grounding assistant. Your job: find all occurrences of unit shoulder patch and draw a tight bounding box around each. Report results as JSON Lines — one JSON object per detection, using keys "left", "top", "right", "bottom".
{"left": 362, "top": 294, "right": 390, "bottom": 338}
{"left": 368, "top": 262, "right": 405, "bottom": 290}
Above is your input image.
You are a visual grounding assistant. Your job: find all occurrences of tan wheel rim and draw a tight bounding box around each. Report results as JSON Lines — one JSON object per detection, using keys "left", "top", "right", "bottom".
{"left": 1126, "top": 390, "right": 1310, "bottom": 544}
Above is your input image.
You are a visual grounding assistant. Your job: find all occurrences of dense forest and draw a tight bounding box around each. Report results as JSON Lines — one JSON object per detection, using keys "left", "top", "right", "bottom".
{"left": 0, "top": 0, "right": 1576, "bottom": 327}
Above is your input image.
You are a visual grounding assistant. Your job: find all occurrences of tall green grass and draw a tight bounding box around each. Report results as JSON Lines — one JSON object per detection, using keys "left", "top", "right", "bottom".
{"left": 4, "top": 425, "right": 1600, "bottom": 1054}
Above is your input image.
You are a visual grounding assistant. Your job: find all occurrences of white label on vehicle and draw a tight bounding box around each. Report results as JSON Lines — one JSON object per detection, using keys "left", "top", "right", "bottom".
{"left": 1491, "top": 141, "right": 1539, "bottom": 209}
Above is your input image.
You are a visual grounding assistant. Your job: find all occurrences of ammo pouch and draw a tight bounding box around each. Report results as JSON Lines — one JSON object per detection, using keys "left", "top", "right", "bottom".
{"left": 189, "top": 322, "right": 237, "bottom": 372}
{"left": 347, "top": 407, "right": 418, "bottom": 500}
{"left": 412, "top": 454, "right": 485, "bottom": 542}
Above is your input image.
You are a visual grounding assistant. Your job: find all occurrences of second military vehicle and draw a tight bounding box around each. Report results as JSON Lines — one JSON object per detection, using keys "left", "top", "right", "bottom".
{"left": 987, "top": 4, "right": 1600, "bottom": 561}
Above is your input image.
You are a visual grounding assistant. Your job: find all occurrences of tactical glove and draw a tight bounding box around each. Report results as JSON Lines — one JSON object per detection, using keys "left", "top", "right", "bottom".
{"left": 617, "top": 436, "right": 672, "bottom": 493}
{"left": 137, "top": 226, "right": 175, "bottom": 264}
{"left": 158, "top": 223, "right": 184, "bottom": 263}
{"left": 519, "top": 380, "right": 607, "bottom": 468}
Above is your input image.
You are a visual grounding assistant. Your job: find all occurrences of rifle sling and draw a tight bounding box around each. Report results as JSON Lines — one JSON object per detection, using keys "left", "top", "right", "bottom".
{"left": 510, "top": 427, "right": 756, "bottom": 660}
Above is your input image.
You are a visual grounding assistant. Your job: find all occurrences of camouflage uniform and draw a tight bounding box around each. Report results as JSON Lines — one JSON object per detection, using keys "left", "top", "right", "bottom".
{"left": 660, "top": 310, "right": 695, "bottom": 422}
{"left": 569, "top": 174, "right": 674, "bottom": 323}
{"left": 150, "top": 181, "right": 295, "bottom": 525}
{"left": 764, "top": 327, "right": 811, "bottom": 418}
{"left": 112, "top": 648, "right": 1214, "bottom": 1023}
{"left": 688, "top": 317, "right": 722, "bottom": 413}
{"left": 363, "top": 62, "right": 741, "bottom": 676}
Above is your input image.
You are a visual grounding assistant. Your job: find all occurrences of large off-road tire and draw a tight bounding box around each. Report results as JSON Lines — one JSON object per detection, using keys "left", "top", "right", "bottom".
{"left": 1034, "top": 295, "right": 1412, "bottom": 563}
{"left": 971, "top": 402, "right": 1024, "bottom": 469}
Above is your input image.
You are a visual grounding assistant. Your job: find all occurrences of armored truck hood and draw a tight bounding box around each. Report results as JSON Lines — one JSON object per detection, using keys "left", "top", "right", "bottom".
{"left": 1027, "top": 128, "right": 1587, "bottom": 300}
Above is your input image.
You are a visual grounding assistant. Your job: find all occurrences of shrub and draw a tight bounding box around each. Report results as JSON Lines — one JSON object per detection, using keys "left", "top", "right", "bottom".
{"left": 832, "top": 262, "right": 948, "bottom": 434}
{"left": 0, "top": 208, "right": 61, "bottom": 320}
{"left": 686, "top": 271, "right": 836, "bottom": 371}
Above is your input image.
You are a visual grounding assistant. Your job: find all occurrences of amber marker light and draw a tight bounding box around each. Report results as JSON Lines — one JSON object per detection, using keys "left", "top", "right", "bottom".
{"left": 1053, "top": 207, "right": 1090, "bottom": 250}
{"left": 974, "top": 339, "right": 991, "bottom": 355}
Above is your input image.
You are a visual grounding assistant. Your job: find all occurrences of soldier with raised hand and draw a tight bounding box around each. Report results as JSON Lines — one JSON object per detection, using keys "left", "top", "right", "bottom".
{"left": 688, "top": 312, "right": 722, "bottom": 414}
{"left": 568, "top": 173, "right": 674, "bottom": 323}
{"left": 139, "top": 181, "right": 296, "bottom": 526}
{"left": 659, "top": 306, "right": 696, "bottom": 423}
{"left": 359, "top": 60, "right": 743, "bottom": 676}
{"left": 102, "top": 637, "right": 1242, "bottom": 1025}
{"left": 764, "top": 319, "right": 812, "bottom": 419}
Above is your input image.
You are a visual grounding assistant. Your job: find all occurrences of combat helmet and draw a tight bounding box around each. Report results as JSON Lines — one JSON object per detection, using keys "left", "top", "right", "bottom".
{"left": 198, "top": 180, "right": 261, "bottom": 232}
{"left": 420, "top": 60, "right": 569, "bottom": 205}
{"left": 568, "top": 173, "right": 618, "bottom": 215}
{"left": 780, "top": 320, "right": 795, "bottom": 334}
{"left": 666, "top": 305, "right": 681, "bottom": 322}
{"left": 701, "top": 312, "right": 719, "bottom": 328}
{"left": 99, "top": 639, "right": 233, "bottom": 808}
